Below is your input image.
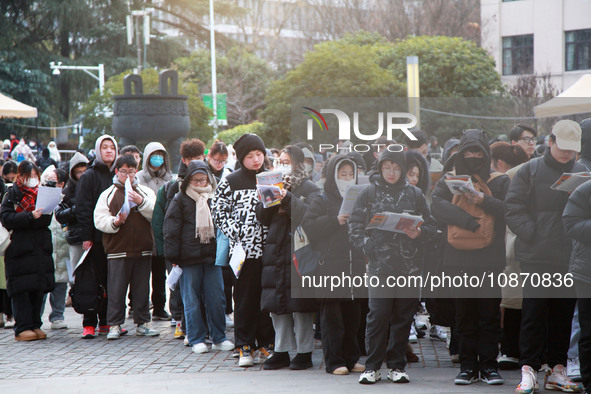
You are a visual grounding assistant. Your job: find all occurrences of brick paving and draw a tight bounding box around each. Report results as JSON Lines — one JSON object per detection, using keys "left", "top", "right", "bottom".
{"left": 0, "top": 303, "right": 455, "bottom": 380}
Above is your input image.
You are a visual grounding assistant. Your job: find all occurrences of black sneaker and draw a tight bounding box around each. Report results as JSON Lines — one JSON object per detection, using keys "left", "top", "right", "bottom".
{"left": 289, "top": 352, "right": 313, "bottom": 370}
{"left": 152, "top": 310, "right": 172, "bottom": 321}
{"left": 263, "top": 351, "right": 291, "bottom": 370}
{"left": 480, "top": 368, "right": 504, "bottom": 385}
{"left": 454, "top": 369, "right": 479, "bottom": 385}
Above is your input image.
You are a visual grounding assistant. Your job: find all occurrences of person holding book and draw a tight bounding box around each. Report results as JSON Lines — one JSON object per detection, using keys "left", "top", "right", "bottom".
{"left": 349, "top": 149, "right": 435, "bottom": 385}
{"left": 212, "top": 133, "right": 274, "bottom": 368}
{"left": 431, "top": 129, "right": 510, "bottom": 386}
{"left": 302, "top": 155, "right": 366, "bottom": 375}
{"left": 256, "top": 145, "right": 320, "bottom": 370}
{"left": 506, "top": 120, "right": 585, "bottom": 393}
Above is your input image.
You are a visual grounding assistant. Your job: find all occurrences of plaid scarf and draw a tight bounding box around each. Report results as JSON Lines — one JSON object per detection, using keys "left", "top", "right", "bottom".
{"left": 15, "top": 180, "right": 38, "bottom": 213}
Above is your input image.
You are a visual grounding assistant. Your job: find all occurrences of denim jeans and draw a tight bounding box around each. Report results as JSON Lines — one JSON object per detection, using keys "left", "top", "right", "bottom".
{"left": 179, "top": 264, "right": 227, "bottom": 345}
{"left": 41, "top": 282, "right": 68, "bottom": 322}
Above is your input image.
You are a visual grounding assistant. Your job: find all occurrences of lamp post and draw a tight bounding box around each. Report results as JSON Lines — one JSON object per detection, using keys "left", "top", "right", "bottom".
{"left": 406, "top": 56, "right": 420, "bottom": 128}
{"left": 49, "top": 62, "right": 105, "bottom": 94}
{"left": 209, "top": 0, "right": 218, "bottom": 136}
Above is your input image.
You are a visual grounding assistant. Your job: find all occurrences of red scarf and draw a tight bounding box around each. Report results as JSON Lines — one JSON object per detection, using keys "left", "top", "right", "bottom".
{"left": 15, "top": 180, "right": 38, "bottom": 212}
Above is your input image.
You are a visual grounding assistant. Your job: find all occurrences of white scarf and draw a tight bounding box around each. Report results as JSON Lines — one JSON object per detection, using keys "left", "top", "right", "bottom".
{"left": 185, "top": 184, "right": 215, "bottom": 243}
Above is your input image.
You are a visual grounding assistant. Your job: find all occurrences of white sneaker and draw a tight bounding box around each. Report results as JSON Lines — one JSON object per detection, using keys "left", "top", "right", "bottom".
{"left": 51, "top": 320, "right": 68, "bottom": 330}
{"left": 225, "top": 314, "right": 234, "bottom": 329}
{"left": 429, "top": 325, "right": 448, "bottom": 341}
{"left": 567, "top": 357, "right": 582, "bottom": 382}
{"left": 136, "top": 323, "right": 159, "bottom": 337}
{"left": 497, "top": 354, "right": 519, "bottom": 370}
{"left": 359, "top": 370, "right": 381, "bottom": 384}
{"left": 388, "top": 369, "right": 410, "bottom": 383}
{"left": 106, "top": 325, "right": 121, "bottom": 340}
{"left": 212, "top": 339, "right": 234, "bottom": 351}
{"left": 183, "top": 337, "right": 189, "bottom": 346}
{"left": 516, "top": 365, "right": 539, "bottom": 394}
{"left": 192, "top": 343, "right": 208, "bottom": 354}
{"left": 414, "top": 314, "right": 428, "bottom": 330}
{"left": 409, "top": 325, "right": 418, "bottom": 343}
{"left": 238, "top": 346, "right": 254, "bottom": 367}
{"left": 545, "top": 364, "right": 582, "bottom": 392}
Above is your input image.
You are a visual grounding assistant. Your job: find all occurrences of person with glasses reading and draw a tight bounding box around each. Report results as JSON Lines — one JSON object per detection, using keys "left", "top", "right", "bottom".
{"left": 510, "top": 124, "right": 538, "bottom": 159}
{"left": 94, "top": 154, "right": 159, "bottom": 340}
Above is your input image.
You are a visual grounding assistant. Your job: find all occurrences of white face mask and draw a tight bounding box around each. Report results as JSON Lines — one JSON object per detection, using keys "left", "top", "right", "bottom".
{"left": 277, "top": 164, "right": 291, "bottom": 176}
{"left": 336, "top": 179, "right": 355, "bottom": 197}
{"left": 304, "top": 163, "right": 313, "bottom": 175}
{"left": 27, "top": 177, "right": 39, "bottom": 188}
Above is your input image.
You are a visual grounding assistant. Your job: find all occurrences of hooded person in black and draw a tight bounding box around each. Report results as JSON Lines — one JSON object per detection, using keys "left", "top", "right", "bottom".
{"left": 431, "top": 129, "right": 510, "bottom": 385}
{"left": 349, "top": 149, "right": 434, "bottom": 385}
{"left": 212, "top": 133, "right": 274, "bottom": 367}
{"left": 578, "top": 118, "right": 591, "bottom": 170}
{"left": 405, "top": 150, "right": 430, "bottom": 196}
{"left": 302, "top": 155, "right": 366, "bottom": 375}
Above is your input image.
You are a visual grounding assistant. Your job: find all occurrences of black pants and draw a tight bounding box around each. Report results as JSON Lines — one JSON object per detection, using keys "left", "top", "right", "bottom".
{"left": 455, "top": 298, "right": 501, "bottom": 371}
{"left": 576, "top": 280, "right": 591, "bottom": 389}
{"left": 233, "top": 258, "right": 274, "bottom": 349}
{"left": 365, "top": 295, "right": 416, "bottom": 371}
{"left": 222, "top": 266, "right": 234, "bottom": 315}
{"left": 0, "top": 289, "right": 12, "bottom": 318}
{"left": 519, "top": 297, "right": 576, "bottom": 371}
{"left": 501, "top": 308, "right": 521, "bottom": 358}
{"left": 356, "top": 298, "right": 369, "bottom": 356}
{"left": 320, "top": 299, "right": 361, "bottom": 373}
{"left": 151, "top": 255, "right": 167, "bottom": 312}
{"left": 82, "top": 244, "right": 108, "bottom": 328}
{"left": 11, "top": 290, "right": 44, "bottom": 336}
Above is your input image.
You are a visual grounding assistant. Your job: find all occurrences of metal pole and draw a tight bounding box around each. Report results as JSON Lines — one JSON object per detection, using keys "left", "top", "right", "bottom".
{"left": 98, "top": 64, "right": 105, "bottom": 94}
{"left": 136, "top": 15, "right": 143, "bottom": 73}
{"left": 210, "top": 0, "right": 218, "bottom": 136}
{"left": 406, "top": 56, "right": 420, "bottom": 129}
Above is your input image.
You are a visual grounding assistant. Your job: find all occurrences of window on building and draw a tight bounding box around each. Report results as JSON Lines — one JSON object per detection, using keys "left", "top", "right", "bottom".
{"left": 566, "top": 29, "right": 591, "bottom": 71}
{"left": 502, "top": 34, "right": 534, "bottom": 75}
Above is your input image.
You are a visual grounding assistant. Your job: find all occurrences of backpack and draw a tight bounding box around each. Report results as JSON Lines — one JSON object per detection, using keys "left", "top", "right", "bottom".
{"left": 447, "top": 172, "right": 504, "bottom": 251}
{"left": 69, "top": 258, "right": 104, "bottom": 314}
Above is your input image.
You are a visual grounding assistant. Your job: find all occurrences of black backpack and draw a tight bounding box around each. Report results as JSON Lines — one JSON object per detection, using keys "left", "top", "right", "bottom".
{"left": 69, "top": 260, "right": 104, "bottom": 314}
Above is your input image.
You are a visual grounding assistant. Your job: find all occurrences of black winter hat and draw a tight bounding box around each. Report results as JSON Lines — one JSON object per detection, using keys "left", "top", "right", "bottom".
{"left": 233, "top": 133, "right": 266, "bottom": 165}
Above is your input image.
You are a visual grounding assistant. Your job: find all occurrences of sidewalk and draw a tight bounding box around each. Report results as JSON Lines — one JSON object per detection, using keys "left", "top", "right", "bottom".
{"left": 0, "top": 301, "right": 524, "bottom": 393}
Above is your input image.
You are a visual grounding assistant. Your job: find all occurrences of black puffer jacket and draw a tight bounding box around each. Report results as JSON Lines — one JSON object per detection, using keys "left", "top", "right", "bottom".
{"left": 506, "top": 150, "right": 587, "bottom": 267}
{"left": 563, "top": 180, "right": 591, "bottom": 285}
{"left": 163, "top": 161, "right": 217, "bottom": 266}
{"left": 55, "top": 152, "right": 89, "bottom": 244}
{"left": 257, "top": 177, "right": 320, "bottom": 315}
{"left": 432, "top": 129, "right": 510, "bottom": 271}
{"left": 579, "top": 118, "right": 591, "bottom": 170}
{"left": 75, "top": 160, "right": 114, "bottom": 244}
{"left": 0, "top": 184, "right": 54, "bottom": 296}
{"left": 349, "top": 150, "right": 435, "bottom": 277}
{"left": 302, "top": 155, "right": 367, "bottom": 299}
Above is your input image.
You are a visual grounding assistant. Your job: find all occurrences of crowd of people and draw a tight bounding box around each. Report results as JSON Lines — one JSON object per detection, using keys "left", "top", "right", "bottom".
{"left": 0, "top": 119, "right": 591, "bottom": 394}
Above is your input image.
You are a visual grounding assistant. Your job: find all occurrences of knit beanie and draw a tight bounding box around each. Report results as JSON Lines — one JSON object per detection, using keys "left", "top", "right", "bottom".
{"left": 234, "top": 133, "right": 266, "bottom": 165}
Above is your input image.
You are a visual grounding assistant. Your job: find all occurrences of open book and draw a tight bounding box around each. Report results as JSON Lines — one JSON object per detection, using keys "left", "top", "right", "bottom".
{"left": 551, "top": 172, "right": 591, "bottom": 192}
{"left": 366, "top": 212, "right": 423, "bottom": 234}
{"left": 338, "top": 185, "right": 368, "bottom": 216}
{"left": 444, "top": 174, "right": 477, "bottom": 195}
{"left": 256, "top": 170, "right": 284, "bottom": 208}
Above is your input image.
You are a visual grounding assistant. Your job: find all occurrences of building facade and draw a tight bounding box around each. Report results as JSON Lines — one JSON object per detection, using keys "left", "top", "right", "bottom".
{"left": 481, "top": 0, "right": 591, "bottom": 91}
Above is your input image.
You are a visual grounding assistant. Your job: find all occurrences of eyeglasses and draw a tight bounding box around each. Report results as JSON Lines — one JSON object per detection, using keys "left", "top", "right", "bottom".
{"left": 211, "top": 158, "right": 227, "bottom": 166}
{"left": 190, "top": 178, "right": 209, "bottom": 185}
{"left": 118, "top": 169, "right": 136, "bottom": 176}
{"left": 519, "top": 137, "right": 536, "bottom": 144}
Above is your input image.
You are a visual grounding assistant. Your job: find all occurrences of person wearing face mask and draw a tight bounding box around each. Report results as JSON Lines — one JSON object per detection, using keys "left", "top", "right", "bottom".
{"left": 431, "top": 129, "right": 510, "bottom": 386}
{"left": 136, "top": 142, "right": 172, "bottom": 321}
{"left": 256, "top": 145, "right": 320, "bottom": 371}
{"left": 301, "top": 156, "right": 366, "bottom": 376}
{"left": 349, "top": 150, "right": 435, "bottom": 385}
{"left": 0, "top": 161, "right": 53, "bottom": 341}
{"left": 47, "top": 141, "right": 61, "bottom": 164}
{"left": 11, "top": 139, "right": 35, "bottom": 163}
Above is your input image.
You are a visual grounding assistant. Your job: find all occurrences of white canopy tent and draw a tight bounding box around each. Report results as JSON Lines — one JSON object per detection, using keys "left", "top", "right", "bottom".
{"left": 534, "top": 74, "right": 591, "bottom": 118}
{"left": 0, "top": 92, "right": 38, "bottom": 118}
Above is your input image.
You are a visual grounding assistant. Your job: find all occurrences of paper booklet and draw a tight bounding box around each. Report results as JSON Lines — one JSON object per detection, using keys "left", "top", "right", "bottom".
{"left": 256, "top": 170, "right": 284, "bottom": 187}
{"left": 35, "top": 186, "right": 63, "bottom": 213}
{"left": 338, "top": 184, "right": 368, "bottom": 216}
{"left": 257, "top": 184, "right": 283, "bottom": 208}
{"left": 366, "top": 212, "right": 423, "bottom": 234}
{"left": 444, "top": 174, "right": 477, "bottom": 195}
{"left": 551, "top": 172, "right": 591, "bottom": 192}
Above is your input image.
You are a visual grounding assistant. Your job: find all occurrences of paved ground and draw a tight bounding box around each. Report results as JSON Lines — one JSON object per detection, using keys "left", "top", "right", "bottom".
{"left": 0, "top": 301, "right": 528, "bottom": 393}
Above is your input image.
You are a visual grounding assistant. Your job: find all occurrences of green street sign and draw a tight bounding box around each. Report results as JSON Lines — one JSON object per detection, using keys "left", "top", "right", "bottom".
{"left": 202, "top": 93, "right": 227, "bottom": 125}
